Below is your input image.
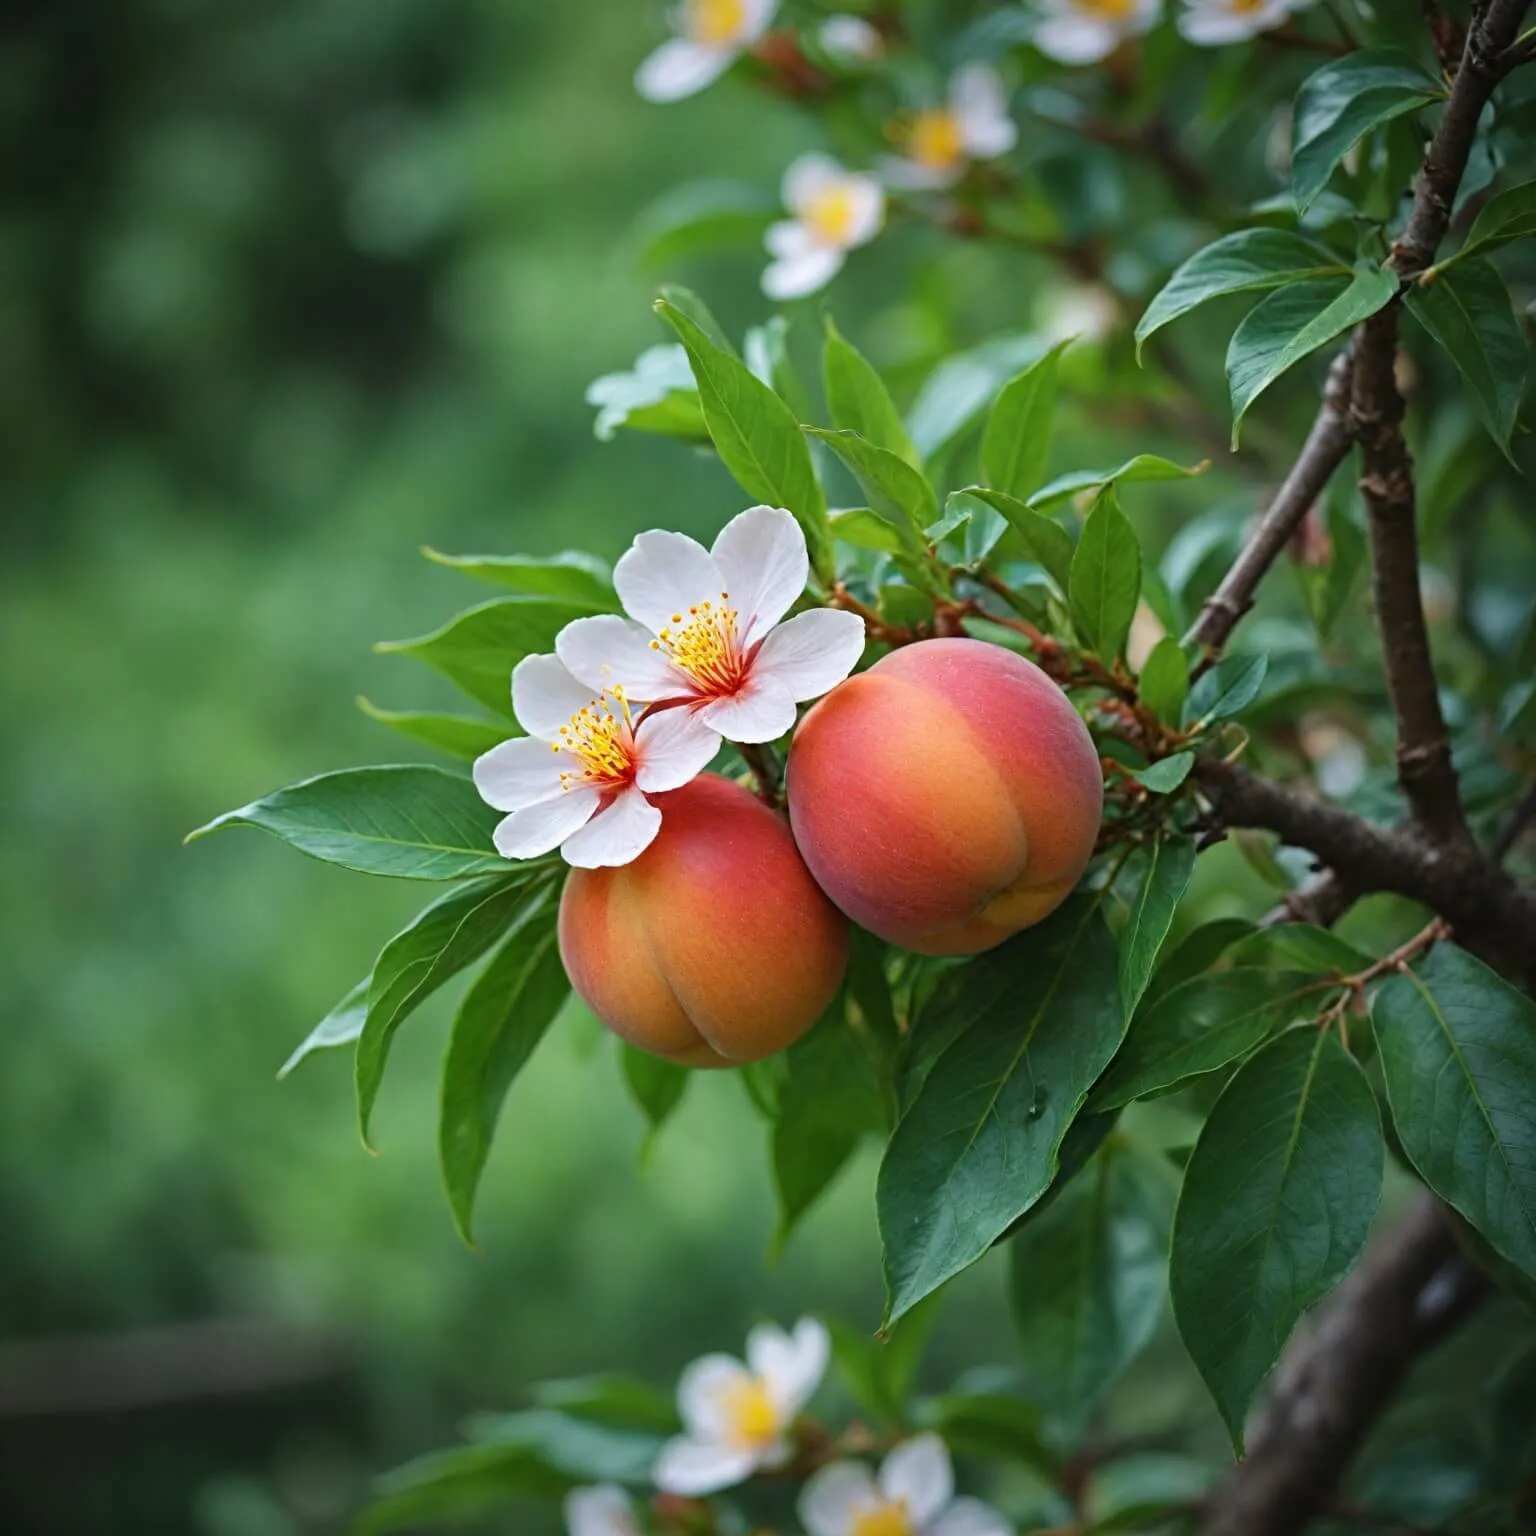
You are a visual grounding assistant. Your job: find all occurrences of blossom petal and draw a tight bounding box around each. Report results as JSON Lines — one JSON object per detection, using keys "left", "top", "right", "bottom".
{"left": 472, "top": 734, "right": 567, "bottom": 813}
{"left": 877, "top": 153, "right": 962, "bottom": 191}
{"left": 559, "top": 787, "right": 661, "bottom": 869}
{"left": 879, "top": 1434, "right": 953, "bottom": 1527}
{"left": 819, "top": 14, "right": 884, "bottom": 61}
{"left": 652, "top": 1436, "right": 759, "bottom": 1496}
{"left": 739, "top": 0, "right": 778, "bottom": 42}
{"left": 952, "top": 63, "right": 1018, "bottom": 159}
{"left": 783, "top": 152, "right": 847, "bottom": 215}
{"left": 751, "top": 608, "right": 865, "bottom": 702}
{"left": 493, "top": 787, "right": 601, "bottom": 860}
{"left": 698, "top": 674, "right": 797, "bottom": 742}
{"left": 1032, "top": 15, "right": 1120, "bottom": 63}
{"left": 840, "top": 176, "right": 886, "bottom": 248}
{"left": 1178, "top": 0, "right": 1288, "bottom": 43}
{"left": 927, "top": 1497, "right": 1015, "bottom": 1536}
{"left": 748, "top": 1316, "right": 830, "bottom": 1415}
{"left": 613, "top": 530, "right": 727, "bottom": 639}
{"left": 556, "top": 614, "right": 687, "bottom": 701}
{"left": 564, "top": 1484, "right": 639, "bottom": 1536}
{"left": 635, "top": 39, "right": 735, "bottom": 102}
{"left": 763, "top": 243, "right": 845, "bottom": 300}
{"left": 766, "top": 218, "right": 814, "bottom": 260}
{"left": 799, "top": 1461, "right": 881, "bottom": 1536}
{"left": 711, "top": 505, "right": 809, "bottom": 643}
{"left": 634, "top": 707, "right": 720, "bottom": 792}
{"left": 512, "top": 653, "right": 601, "bottom": 741}
{"left": 676, "top": 1353, "right": 754, "bottom": 1440}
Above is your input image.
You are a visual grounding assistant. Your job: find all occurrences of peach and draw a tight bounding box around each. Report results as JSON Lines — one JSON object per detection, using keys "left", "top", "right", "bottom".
{"left": 786, "top": 638, "right": 1102, "bottom": 956}
{"left": 558, "top": 773, "right": 849, "bottom": 1066}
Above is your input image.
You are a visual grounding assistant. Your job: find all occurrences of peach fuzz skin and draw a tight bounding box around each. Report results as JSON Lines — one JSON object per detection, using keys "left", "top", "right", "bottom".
{"left": 786, "top": 638, "right": 1103, "bottom": 956}
{"left": 558, "top": 773, "right": 849, "bottom": 1066}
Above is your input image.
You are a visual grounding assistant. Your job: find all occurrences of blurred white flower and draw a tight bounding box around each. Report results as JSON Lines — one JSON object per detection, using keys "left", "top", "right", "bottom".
{"left": 1036, "top": 282, "right": 1120, "bottom": 345}
{"left": 1032, "top": 0, "right": 1162, "bottom": 65}
{"left": 762, "top": 154, "right": 885, "bottom": 299}
{"left": 819, "top": 13, "right": 885, "bottom": 62}
{"left": 558, "top": 506, "right": 866, "bottom": 743}
{"left": 565, "top": 1484, "right": 642, "bottom": 1536}
{"left": 653, "top": 1317, "right": 830, "bottom": 1494}
{"left": 882, "top": 63, "right": 1018, "bottom": 190}
{"left": 1177, "top": 0, "right": 1294, "bottom": 44}
{"left": 636, "top": 0, "right": 777, "bottom": 102}
{"left": 800, "top": 1434, "right": 1012, "bottom": 1536}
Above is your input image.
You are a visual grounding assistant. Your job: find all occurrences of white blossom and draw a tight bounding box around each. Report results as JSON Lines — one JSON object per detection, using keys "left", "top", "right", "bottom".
{"left": 635, "top": 0, "right": 777, "bottom": 102}
{"left": 1177, "top": 0, "right": 1295, "bottom": 45}
{"left": 881, "top": 63, "right": 1018, "bottom": 191}
{"left": 800, "top": 1435, "right": 1012, "bottom": 1536}
{"left": 1032, "top": 0, "right": 1162, "bottom": 66}
{"left": 819, "top": 13, "right": 885, "bottom": 62}
{"left": 565, "top": 1484, "right": 642, "bottom": 1536}
{"left": 762, "top": 155, "right": 885, "bottom": 299}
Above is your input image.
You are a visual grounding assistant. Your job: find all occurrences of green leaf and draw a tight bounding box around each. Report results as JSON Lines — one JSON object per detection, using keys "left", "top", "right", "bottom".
{"left": 357, "top": 697, "right": 509, "bottom": 762}
{"left": 877, "top": 896, "right": 1125, "bottom": 1322}
{"left": 1228, "top": 922, "right": 1372, "bottom": 976}
{"left": 823, "top": 317, "right": 921, "bottom": 467}
{"left": 1118, "top": 837, "right": 1197, "bottom": 1016}
{"left": 1027, "top": 454, "right": 1209, "bottom": 512}
{"left": 628, "top": 178, "right": 777, "bottom": 270}
{"left": 905, "top": 332, "right": 1050, "bottom": 464}
{"left": 1226, "top": 269, "right": 1398, "bottom": 446}
{"left": 1087, "top": 1455, "right": 1218, "bottom": 1532}
{"left": 1068, "top": 488, "right": 1142, "bottom": 662}
{"left": 585, "top": 344, "right": 708, "bottom": 443}
{"left": 654, "top": 283, "right": 735, "bottom": 353}
{"left": 830, "top": 507, "right": 908, "bottom": 556}
{"left": 1131, "top": 752, "right": 1194, "bottom": 794}
{"left": 923, "top": 504, "right": 971, "bottom": 546}
{"left": 1376, "top": 943, "right": 1536, "bottom": 1280}
{"left": 1294, "top": 495, "right": 1365, "bottom": 640}
{"left": 467, "top": 1408, "right": 663, "bottom": 1483}
{"left": 1135, "top": 230, "right": 1347, "bottom": 357}
{"left": 357, "top": 875, "right": 551, "bottom": 1148}
{"left": 1406, "top": 259, "right": 1529, "bottom": 458}
{"left": 279, "top": 977, "right": 368, "bottom": 1079}
{"left": 420, "top": 549, "right": 616, "bottom": 605}
{"left": 980, "top": 341, "right": 1068, "bottom": 501}
{"left": 1137, "top": 637, "right": 1190, "bottom": 724}
{"left": 1008, "top": 1140, "right": 1172, "bottom": 1426}
{"left": 1091, "top": 970, "right": 1331, "bottom": 1112}
{"left": 361, "top": 1443, "right": 565, "bottom": 1534}
{"left": 955, "top": 487, "right": 1075, "bottom": 591}
{"left": 746, "top": 314, "right": 815, "bottom": 421}
{"left": 656, "top": 293, "right": 832, "bottom": 582}
{"left": 805, "top": 428, "right": 939, "bottom": 545}
{"left": 188, "top": 765, "right": 508, "bottom": 880}
{"left": 529, "top": 1375, "right": 679, "bottom": 1433}
{"left": 1145, "top": 918, "right": 1256, "bottom": 1006}
{"left": 377, "top": 596, "right": 601, "bottom": 717}
{"left": 911, "top": 1392, "right": 1059, "bottom": 1475}
{"left": 1450, "top": 178, "right": 1536, "bottom": 266}
{"left": 1184, "top": 652, "right": 1267, "bottom": 728}
{"left": 440, "top": 904, "right": 569, "bottom": 1242}
{"left": 1292, "top": 50, "right": 1443, "bottom": 214}
{"left": 1171, "top": 1026, "right": 1383, "bottom": 1449}
{"left": 620, "top": 1044, "right": 690, "bottom": 1148}
{"left": 826, "top": 1294, "right": 942, "bottom": 1429}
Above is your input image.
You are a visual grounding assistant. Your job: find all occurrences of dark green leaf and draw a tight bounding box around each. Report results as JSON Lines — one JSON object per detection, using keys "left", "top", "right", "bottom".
{"left": 1226, "top": 269, "right": 1398, "bottom": 445}
{"left": 1292, "top": 51, "right": 1443, "bottom": 214}
{"left": 1406, "top": 259, "right": 1529, "bottom": 458}
{"left": 440, "top": 905, "right": 569, "bottom": 1241}
{"left": 1135, "top": 229, "right": 1347, "bottom": 357}
{"left": 1027, "top": 454, "right": 1209, "bottom": 511}
{"left": 1452, "top": 178, "right": 1536, "bottom": 265}
{"left": 805, "top": 427, "right": 939, "bottom": 546}
{"left": 846, "top": 927, "right": 900, "bottom": 1059}
{"left": 912, "top": 1392, "right": 1059, "bottom": 1475}
{"left": 620, "top": 1044, "right": 690, "bottom": 1148}
{"left": 823, "top": 316, "right": 921, "bottom": 467}
{"left": 1091, "top": 970, "right": 1331, "bottom": 1112}
{"left": 955, "top": 487, "right": 1075, "bottom": 591}
{"left": 279, "top": 977, "right": 368, "bottom": 1079}
{"left": 877, "top": 896, "right": 1125, "bottom": 1322}
{"left": 188, "top": 765, "right": 508, "bottom": 880}
{"left": 1131, "top": 752, "right": 1195, "bottom": 794}
{"left": 1087, "top": 1454, "right": 1217, "bottom": 1531}
{"left": 585, "top": 344, "right": 707, "bottom": 443}
{"left": 656, "top": 294, "right": 832, "bottom": 581}
{"left": 357, "top": 697, "right": 509, "bottom": 762}
{"left": 421, "top": 548, "right": 616, "bottom": 605}
{"left": 1184, "top": 652, "right": 1267, "bottom": 727}
{"left": 1376, "top": 944, "right": 1536, "bottom": 1279}
{"left": 1171, "top": 1026, "right": 1383, "bottom": 1449}
{"left": 1119, "top": 836, "right": 1197, "bottom": 1015}
{"left": 360, "top": 1443, "right": 565, "bottom": 1535}
{"left": 377, "top": 596, "right": 601, "bottom": 717}
{"left": 1138, "top": 636, "right": 1190, "bottom": 724}
{"left": 1229, "top": 922, "right": 1372, "bottom": 975}
{"left": 628, "top": 178, "right": 777, "bottom": 269}
{"left": 1068, "top": 488, "right": 1142, "bottom": 661}
{"left": 980, "top": 341, "right": 1068, "bottom": 501}
{"left": 1008, "top": 1140, "right": 1173, "bottom": 1425}
{"left": 1145, "top": 918, "right": 1256, "bottom": 1006}
{"left": 827, "top": 1293, "right": 942, "bottom": 1428}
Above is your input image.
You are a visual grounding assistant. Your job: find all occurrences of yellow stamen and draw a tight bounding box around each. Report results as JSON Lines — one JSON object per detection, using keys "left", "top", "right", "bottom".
{"left": 1074, "top": 0, "right": 1137, "bottom": 15}
{"left": 851, "top": 1503, "right": 913, "bottom": 1536}
{"left": 803, "top": 183, "right": 860, "bottom": 246}
{"left": 647, "top": 593, "right": 747, "bottom": 696}
{"left": 906, "top": 108, "right": 965, "bottom": 173}
{"left": 720, "top": 1376, "right": 781, "bottom": 1450}
{"left": 555, "top": 689, "right": 637, "bottom": 792}
{"left": 685, "top": 0, "right": 747, "bottom": 46}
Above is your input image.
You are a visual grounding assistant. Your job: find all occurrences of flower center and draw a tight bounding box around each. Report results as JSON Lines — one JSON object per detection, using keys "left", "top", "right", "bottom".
{"left": 1229, "top": 0, "right": 1265, "bottom": 10}
{"left": 1075, "top": 0, "right": 1138, "bottom": 15}
{"left": 720, "top": 1376, "right": 781, "bottom": 1450}
{"left": 907, "top": 109, "right": 965, "bottom": 171}
{"left": 851, "top": 1502, "right": 913, "bottom": 1536}
{"left": 554, "top": 688, "right": 637, "bottom": 791}
{"left": 803, "top": 183, "right": 861, "bottom": 245}
{"left": 685, "top": 0, "right": 747, "bottom": 46}
{"left": 650, "top": 593, "right": 747, "bottom": 696}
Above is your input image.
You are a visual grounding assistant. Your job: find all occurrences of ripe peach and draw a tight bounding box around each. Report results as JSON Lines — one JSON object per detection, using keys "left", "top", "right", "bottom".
{"left": 558, "top": 773, "right": 849, "bottom": 1066}
{"left": 786, "top": 638, "right": 1102, "bottom": 956}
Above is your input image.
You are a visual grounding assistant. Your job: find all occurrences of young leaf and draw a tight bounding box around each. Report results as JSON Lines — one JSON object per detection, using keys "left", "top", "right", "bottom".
{"left": 1131, "top": 753, "right": 1194, "bottom": 794}
{"left": 1170, "top": 1026, "right": 1383, "bottom": 1449}
{"left": 1090, "top": 970, "right": 1331, "bottom": 1112}
{"left": 904, "top": 333, "right": 1050, "bottom": 464}
{"left": 357, "top": 698, "right": 509, "bottom": 762}
{"left": 805, "top": 427, "right": 939, "bottom": 546}
{"left": 627, "top": 178, "right": 777, "bottom": 270}
{"left": 1184, "top": 652, "right": 1267, "bottom": 728}
{"left": 420, "top": 549, "right": 616, "bottom": 605}
{"left": 280, "top": 977, "right": 369, "bottom": 1078}
{"left": 954, "top": 487, "right": 1075, "bottom": 591}
{"left": 1291, "top": 51, "right": 1443, "bottom": 214}
{"left": 656, "top": 294, "right": 833, "bottom": 581}
{"left": 1134, "top": 229, "right": 1347, "bottom": 358}
{"left": 830, "top": 507, "right": 907, "bottom": 555}
{"left": 620, "top": 1044, "right": 690, "bottom": 1147}
{"left": 877, "top": 896, "right": 1125, "bottom": 1322}
{"left": 440, "top": 905, "right": 569, "bottom": 1242}
{"left": 745, "top": 314, "right": 813, "bottom": 420}
{"left": 188, "top": 765, "right": 508, "bottom": 880}
{"left": 823, "top": 317, "right": 921, "bottom": 467}
{"left": 1027, "top": 454, "right": 1208, "bottom": 512}
{"left": 1376, "top": 944, "right": 1536, "bottom": 1280}
{"left": 1068, "top": 488, "right": 1142, "bottom": 662}
{"left": 1449, "top": 178, "right": 1536, "bottom": 266}
{"left": 1138, "top": 636, "right": 1190, "bottom": 723}
{"left": 377, "top": 596, "right": 601, "bottom": 717}
{"left": 1406, "top": 259, "right": 1529, "bottom": 459}
{"left": 1226, "top": 269, "right": 1398, "bottom": 446}
{"left": 1008, "top": 1140, "right": 1172, "bottom": 1426}
{"left": 1118, "top": 836, "right": 1197, "bottom": 1015}
{"left": 980, "top": 342, "right": 1068, "bottom": 501}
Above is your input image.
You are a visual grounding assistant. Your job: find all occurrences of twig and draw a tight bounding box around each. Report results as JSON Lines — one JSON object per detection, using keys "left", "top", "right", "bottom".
{"left": 1316, "top": 917, "right": 1449, "bottom": 1030}
{"left": 1265, "top": 869, "right": 1354, "bottom": 928}
{"left": 736, "top": 742, "right": 783, "bottom": 806}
